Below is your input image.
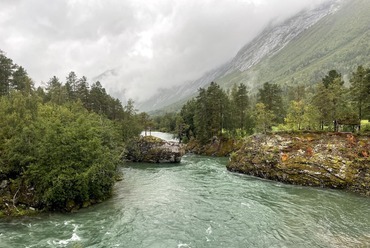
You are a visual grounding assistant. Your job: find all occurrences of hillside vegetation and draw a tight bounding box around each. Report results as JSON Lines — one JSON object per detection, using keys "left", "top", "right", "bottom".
{"left": 220, "top": 0, "right": 370, "bottom": 90}
{"left": 141, "top": 0, "right": 370, "bottom": 113}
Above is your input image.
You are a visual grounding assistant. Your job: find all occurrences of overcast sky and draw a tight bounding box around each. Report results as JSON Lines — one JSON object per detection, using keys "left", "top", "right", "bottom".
{"left": 0, "top": 0, "right": 328, "bottom": 103}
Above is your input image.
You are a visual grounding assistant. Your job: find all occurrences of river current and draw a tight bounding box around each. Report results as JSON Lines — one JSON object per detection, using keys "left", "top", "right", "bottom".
{"left": 0, "top": 133, "right": 369, "bottom": 247}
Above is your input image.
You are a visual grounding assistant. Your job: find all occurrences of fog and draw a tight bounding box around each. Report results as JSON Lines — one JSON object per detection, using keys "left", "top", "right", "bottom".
{"left": 0, "top": 0, "right": 329, "bottom": 103}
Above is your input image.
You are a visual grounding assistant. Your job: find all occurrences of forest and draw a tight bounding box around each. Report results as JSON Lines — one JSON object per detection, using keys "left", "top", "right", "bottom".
{"left": 0, "top": 51, "right": 145, "bottom": 214}
{"left": 153, "top": 68, "right": 370, "bottom": 144}
{"left": 1, "top": 49, "right": 370, "bottom": 214}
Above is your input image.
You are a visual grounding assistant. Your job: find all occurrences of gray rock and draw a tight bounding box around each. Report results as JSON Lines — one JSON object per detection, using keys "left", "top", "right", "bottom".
{"left": 125, "top": 136, "right": 185, "bottom": 163}
{"left": 0, "top": 180, "right": 8, "bottom": 189}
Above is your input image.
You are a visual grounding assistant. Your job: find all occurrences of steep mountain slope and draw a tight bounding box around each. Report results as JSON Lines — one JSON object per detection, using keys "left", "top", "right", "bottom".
{"left": 136, "top": 62, "right": 231, "bottom": 113}
{"left": 140, "top": 0, "right": 370, "bottom": 112}
{"left": 219, "top": 0, "right": 370, "bottom": 90}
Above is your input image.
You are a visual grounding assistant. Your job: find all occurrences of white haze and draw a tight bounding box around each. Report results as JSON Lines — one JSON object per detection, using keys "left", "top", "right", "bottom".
{"left": 0, "top": 0, "right": 329, "bottom": 103}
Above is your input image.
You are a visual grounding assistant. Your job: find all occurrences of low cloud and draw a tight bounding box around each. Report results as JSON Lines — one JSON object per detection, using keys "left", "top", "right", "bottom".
{"left": 0, "top": 0, "right": 329, "bottom": 103}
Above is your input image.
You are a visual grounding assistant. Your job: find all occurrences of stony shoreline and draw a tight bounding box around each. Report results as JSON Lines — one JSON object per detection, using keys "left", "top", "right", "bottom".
{"left": 227, "top": 132, "right": 369, "bottom": 196}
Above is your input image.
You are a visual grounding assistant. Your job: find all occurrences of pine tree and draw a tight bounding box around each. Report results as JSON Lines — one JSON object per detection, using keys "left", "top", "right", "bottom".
{"left": 313, "top": 70, "right": 347, "bottom": 131}
{"left": 89, "top": 81, "right": 107, "bottom": 115}
{"left": 322, "top": 70, "right": 343, "bottom": 88}
{"left": 206, "top": 82, "right": 228, "bottom": 138}
{"left": 180, "top": 99, "right": 196, "bottom": 141}
{"left": 65, "top": 71, "right": 78, "bottom": 101}
{"left": 230, "top": 83, "right": 251, "bottom": 136}
{"left": 11, "top": 66, "right": 31, "bottom": 91}
{"left": 76, "top": 76, "right": 90, "bottom": 107}
{"left": 0, "top": 51, "right": 14, "bottom": 96}
{"left": 350, "top": 66, "right": 370, "bottom": 121}
{"left": 45, "top": 76, "right": 66, "bottom": 105}
{"left": 194, "top": 87, "right": 208, "bottom": 143}
{"left": 120, "top": 99, "right": 141, "bottom": 141}
{"left": 257, "top": 82, "right": 285, "bottom": 124}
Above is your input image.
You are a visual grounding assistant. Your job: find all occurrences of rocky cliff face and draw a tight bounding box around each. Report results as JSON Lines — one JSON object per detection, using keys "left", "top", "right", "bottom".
{"left": 227, "top": 132, "right": 369, "bottom": 196}
{"left": 125, "top": 136, "right": 185, "bottom": 163}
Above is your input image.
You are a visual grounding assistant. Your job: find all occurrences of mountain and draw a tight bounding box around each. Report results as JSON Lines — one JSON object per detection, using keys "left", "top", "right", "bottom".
{"left": 126, "top": 0, "right": 370, "bottom": 112}
{"left": 218, "top": 0, "right": 370, "bottom": 90}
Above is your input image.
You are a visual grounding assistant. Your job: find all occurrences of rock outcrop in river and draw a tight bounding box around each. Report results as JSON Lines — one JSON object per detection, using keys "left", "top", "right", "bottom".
{"left": 185, "top": 137, "right": 242, "bottom": 157}
{"left": 125, "top": 136, "right": 184, "bottom": 163}
{"left": 227, "top": 132, "right": 370, "bottom": 196}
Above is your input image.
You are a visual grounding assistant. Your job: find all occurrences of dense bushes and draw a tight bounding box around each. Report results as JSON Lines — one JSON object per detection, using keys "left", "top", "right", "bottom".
{"left": 0, "top": 91, "right": 121, "bottom": 210}
{"left": 26, "top": 103, "right": 119, "bottom": 209}
{"left": 0, "top": 51, "right": 148, "bottom": 213}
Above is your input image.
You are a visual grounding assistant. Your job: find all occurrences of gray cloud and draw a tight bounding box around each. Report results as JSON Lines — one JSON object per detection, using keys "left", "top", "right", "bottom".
{"left": 0, "top": 0, "right": 328, "bottom": 103}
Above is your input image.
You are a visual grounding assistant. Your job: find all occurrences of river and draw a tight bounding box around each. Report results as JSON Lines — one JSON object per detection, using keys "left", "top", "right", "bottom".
{"left": 0, "top": 134, "right": 369, "bottom": 247}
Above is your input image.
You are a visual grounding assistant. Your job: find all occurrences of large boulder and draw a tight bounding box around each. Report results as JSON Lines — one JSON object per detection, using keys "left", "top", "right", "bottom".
{"left": 125, "top": 136, "right": 185, "bottom": 163}
{"left": 227, "top": 132, "right": 370, "bottom": 196}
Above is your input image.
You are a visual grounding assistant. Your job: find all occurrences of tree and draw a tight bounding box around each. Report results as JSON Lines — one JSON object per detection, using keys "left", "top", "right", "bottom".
{"left": 180, "top": 99, "right": 196, "bottom": 141}
{"left": 194, "top": 87, "right": 208, "bottom": 143}
{"left": 287, "top": 84, "right": 306, "bottom": 102}
{"left": 45, "top": 76, "right": 67, "bottom": 105}
{"left": 230, "top": 83, "right": 252, "bottom": 136}
{"left": 152, "top": 112, "right": 177, "bottom": 132}
{"left": 253, "top": 103, "right": 275, "bottom": 134}
{"left": 76, "top": 76, "right": 90, "bottom": 107}
{"left": 175, "top": 115, "right": 188, "bottom": 143}
{"left": 0, "top": 52, "right": 146, "bottom": 212}
{"left": 25, "top": 103, "right": 120, "bottom": 210}
{"left": 205, "top": 82, "right": 228, "bottom": 138}
{"left": 89, "top": 81, "right": 107, "bottom": 115}
{"left": 302, "top": 104, "right": 321, "bottom": 131}
{"left": 322, "top": 70, "right": 343, "bottom": 88}
{"left": 285, "top": 100, "right": 305, "bottom": 130}
{"left": 312, "top": 83, "right": 331, "bottom": 130}
{"left": 193, "top": 82, "right": 229, "bottom": 144}
{"left": 313, "top": 70, "right": 347, "bottom": 131}
{"left": 139, "top": 112, "right": 152, "bottom": 136}
{"left": 11, "top": 66, "right": 31, "bottom": 91}
{"left": 120, "top": 99, "right": 141, "bottom": 141}
{"left": 0, "top": 91, "right": 39, "bottom": 177}
{"left": 65, "top": 71, "right": 78, "bottom": 101}
{"left": 350, "top": 66, "right": 370, "bottom": 122}
{"left": 0, "top": 50, "right": 14, "bottom": 96}
{"left": 257, "top": 82, "right": 285, "bottom": 124}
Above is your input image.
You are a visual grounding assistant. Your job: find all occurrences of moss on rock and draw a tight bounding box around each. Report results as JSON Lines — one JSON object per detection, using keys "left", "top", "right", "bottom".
{"left": 185, "top": 137, "right": 243, "bottom": 157}
{"left": 227, "top": 132, "right": 370, "bottom": 196}
{"left": 125, "top": 136, "right": 185, "bottom": 163}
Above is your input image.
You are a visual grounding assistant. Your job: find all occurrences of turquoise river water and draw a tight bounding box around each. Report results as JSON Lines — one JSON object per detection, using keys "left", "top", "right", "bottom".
{"left": 0, "top": 133, "right": 369, "bottom": 247}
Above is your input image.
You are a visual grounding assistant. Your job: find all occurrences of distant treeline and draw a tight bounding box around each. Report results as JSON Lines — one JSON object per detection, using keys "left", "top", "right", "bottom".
{"left": 153, "top": 67, "right": 370, "bottom": 144}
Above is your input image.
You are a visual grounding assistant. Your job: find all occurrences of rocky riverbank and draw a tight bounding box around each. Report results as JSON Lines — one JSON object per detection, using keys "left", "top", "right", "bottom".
{"left": 125, "top": 136, "right": 185, "bottom": 163}
{"left": 227, "top": 132, "right": 370, "bottom": 196}
{"left": 185, "top": 137, "right": 242, "bottom": 157}
{"left": 0, "top": 179, "right": 40, "bottom": 217}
